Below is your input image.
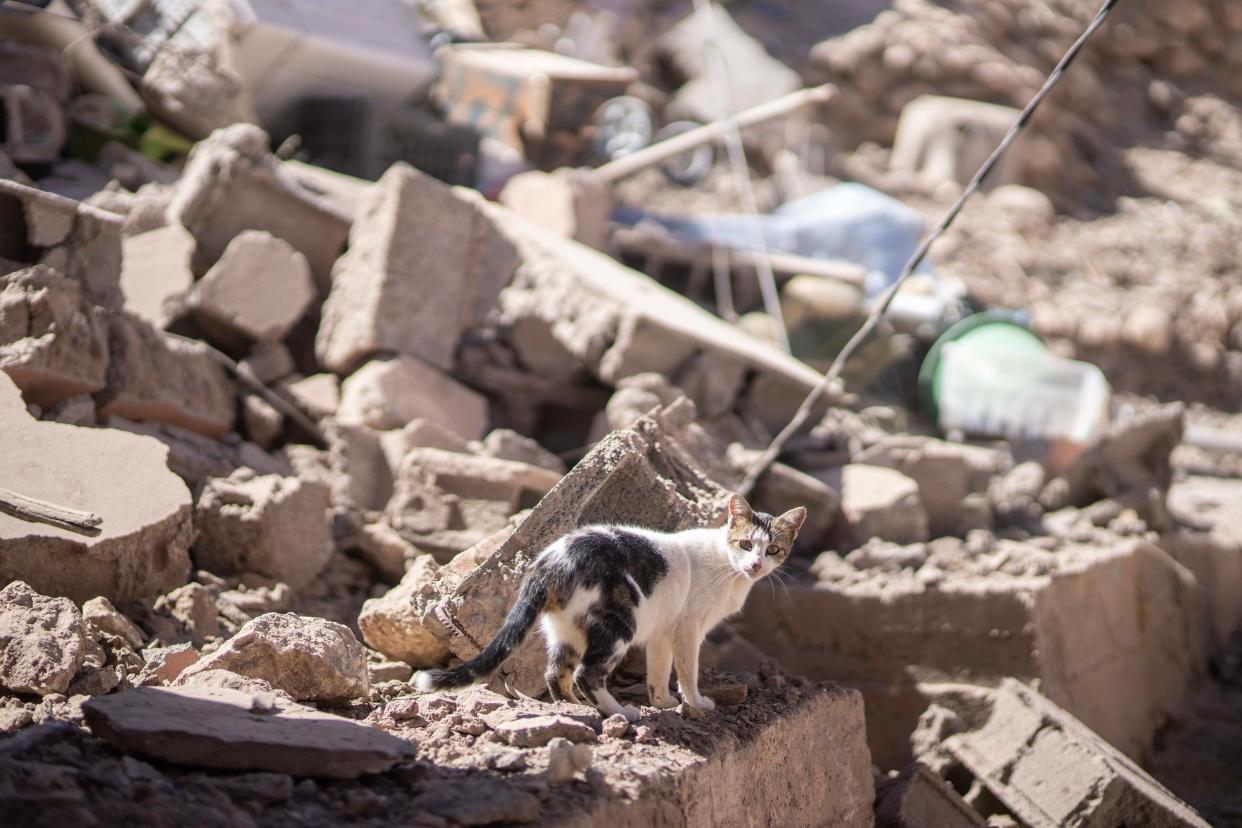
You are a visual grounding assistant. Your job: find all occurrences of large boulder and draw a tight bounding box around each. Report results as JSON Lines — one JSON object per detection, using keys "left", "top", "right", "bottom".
{"left": 0, "top": 372, "right": 193, "bottom": 604}
{"left": 176, "top": 613, "right": 369, "bottom": 702}
{"left": 0, "top": 580, "right": 86, "bottom": 696}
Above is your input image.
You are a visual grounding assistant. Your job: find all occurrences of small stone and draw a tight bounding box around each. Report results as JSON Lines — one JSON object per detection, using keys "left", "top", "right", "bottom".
{"left": 493, "top": 714, "right": 597, "bottom": 748}
{"left": 385, "top": 697, "right": 420, "bottom": 722}
{"left": 602, "top": 714, "right": 630, "bottom": 739}
{"left": 82, "top": 597, "right": 146, "bottom": 651}
{"left": 545, "top": 736, "right": 592, "bottom": 784}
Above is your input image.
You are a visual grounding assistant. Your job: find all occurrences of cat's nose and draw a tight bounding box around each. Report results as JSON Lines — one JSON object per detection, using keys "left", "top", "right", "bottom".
{"left": 748, "top": 560, "right": 762, "bottom": 574}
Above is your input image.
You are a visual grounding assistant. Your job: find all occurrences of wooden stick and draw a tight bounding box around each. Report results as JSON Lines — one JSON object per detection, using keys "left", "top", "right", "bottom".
{"left": 0, "top": 486, "right": 102, "bottom": 534}
{"left": 594, "top": 85, "right": 835, "bottom": 183}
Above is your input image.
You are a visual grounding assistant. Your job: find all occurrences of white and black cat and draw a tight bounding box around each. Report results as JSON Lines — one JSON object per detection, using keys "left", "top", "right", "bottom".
{"left": 414, "top": 493, "right": 806, "bottom": 721}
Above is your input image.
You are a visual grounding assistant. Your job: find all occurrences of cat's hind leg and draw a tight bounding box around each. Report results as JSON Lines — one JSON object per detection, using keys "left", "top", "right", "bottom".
{"left": 579, "top": 633, "right": 640, "bottom": 721}
{"left": 545, "top": 643, "right": 581, "bottom": 704}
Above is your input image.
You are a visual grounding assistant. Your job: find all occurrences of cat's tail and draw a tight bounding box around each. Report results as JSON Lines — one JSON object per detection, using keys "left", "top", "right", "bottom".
{"left": 413, "top": 570, "right": 549, "bottom": 692}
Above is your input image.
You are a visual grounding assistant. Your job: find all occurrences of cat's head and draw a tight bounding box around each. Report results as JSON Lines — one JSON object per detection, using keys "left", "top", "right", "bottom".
{"left": 722, "top": 493, "right": 807, "bottom": 580}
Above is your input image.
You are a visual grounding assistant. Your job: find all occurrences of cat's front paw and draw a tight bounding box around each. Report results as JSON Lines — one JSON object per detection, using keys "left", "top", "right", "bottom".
{"left": 695, "top": 695, "right": 716, "bottom": 711}
{"left": 618, "top": 704, "right": 642, "bottom": 722}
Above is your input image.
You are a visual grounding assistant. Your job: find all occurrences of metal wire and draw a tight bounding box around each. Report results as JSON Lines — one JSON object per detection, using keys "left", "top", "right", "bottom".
{"left": 691, "top": 0, "right": 791, "bottom": 352}
{"left": 739, "top": 0, "right": 1123, "bottom": 496}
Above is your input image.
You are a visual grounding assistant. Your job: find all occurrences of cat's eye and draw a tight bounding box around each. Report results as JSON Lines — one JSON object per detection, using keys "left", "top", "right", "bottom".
{"left": 738, "top": 540, "right": 752, "bottom": 551}
{"left": 766, "top": 545, "right": 781, "bottom": 557}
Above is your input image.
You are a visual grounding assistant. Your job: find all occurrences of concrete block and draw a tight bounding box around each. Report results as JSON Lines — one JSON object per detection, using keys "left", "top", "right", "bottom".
{"left": 0, "top": 372, "right": 193, "bottom": 605}
{"left": 0, "top": 265, "right": 109, "bottom": 408}
{"left": 337, "top": 355, "right": 489, "bottom": 437}
{"left": 857, "top": 436, "right": 1007, "bottom": 537}
{"left": 479, "top": 428, "right": 566, "bottom": 474}
{"left": 386, "top": 448, "right": 562, "bottom": 559}
{"left": 98, "top": 313, "right": 236, "bottom": 438}
{"left": 498, "top": 168, "right": 610, "bottom": 249}
{"left": 119, "top": 225, "right": 195, "bottom": 328}
{"left": 875, "top": 762, "right": 985, "bottom": 828}
{"left": 278, "top": 372, "right": 339, "bottom": 419}
{"left": 316, "top": 163, "right": 518, "bottom": 373}
{"left": 193, "top": 470, "right": 333, "bottom": 590}
{"left": 929, "top": 680, "right": 1211, "bottom": 827}
{"left": 0, "top": 178, "right": 123, "bottom": 309}
{"left": 359, "top": 555, "right": 453, "bottom": 668}
{"left": 417, "top": 399, "right": 730, "bottom": 694}
{"left": 742, "top": 537, "right": 1212, "bottom": 769}
{"left": 325, "top": 420, "right": 393, "bottom": 512}
{"left": 169, "top": 124, "right": 350, "bottom": 289}
{"left": 819, "top": 464, "right": 930, "bottom": 548}
{"left": 188, "top": 230, "right": 315, "bottom": 346}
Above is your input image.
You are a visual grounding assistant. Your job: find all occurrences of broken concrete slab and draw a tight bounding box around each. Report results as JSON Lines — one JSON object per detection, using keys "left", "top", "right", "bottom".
{"left": 169, "top": 124, "right": 350, "bottom": 288}
{"left": 0, "top": 372, "right": 193, "bottom": 605}
{"left": 875, "top": 762, "right": 985, "bottom": 828}
{"left": 418, "top": 399, "right": 730, "bottom": 694}
{"left": 323, "top": 420, "right": 393, "bottom": 513}
{"left": 336, "top": 355, "right": 490, "bottom": 437}
{"left": 479, "top": 428, "right": 566, "bottom": 474}
{"left": 822, "top": 464, "right": 930, "bottom": 548}
{"left": 386, "top": 448, "right": 563, "bottom": 560}
{"left": 856, "top": 437, "right": 1007, "bottom": 537}
{"left": 278, "top": 372, "right": 339, "bottom": 420}
{"left": 498, "top": 168, "right": 609, "bottom": 249}
{"left": 97, "top": 313, "right": 236, "bottom": 438}
{"left": 0, "top": 178, "right": 123, "bottom": 310}
{"left": 359, "top": 553, "right": 459, "bottom": 669}
{"left": 141, "top": 46, "right": 254, "bottom": 141}
{"left": 0, "top": 581, "right": 86, "bottom": 697}
{"left": 315, "top": 162, "right": 518, "bottom": 373}
{"left": 188, "top": 230, "right": 316, "bottom": 346}
{"left": 118, "top": 224, "right": 195, "bottom": 329}
{"left": 476, "top": 199, "right": 825, "bottom": 434}
{"left": 924, "top": 679, "right": 1211, "bottom": 827}
{"left": 0, "top": 265, "right": 110, "bottom": 408}
{"left": 176, "top": 613, "right": 369, "bottom": 702}
{"left": 742, "top": 536, "right": 1212, "bottom": 770}
{"left": 83, "top": 685, "right": 415, "bottom": 778}
{"left": 193, "top": 470, "right": 333, "bottom": 590}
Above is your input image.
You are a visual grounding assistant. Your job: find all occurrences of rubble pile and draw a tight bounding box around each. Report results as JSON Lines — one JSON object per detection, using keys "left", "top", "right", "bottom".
{"left": 810, "top": 0, "right": 1242, "bottom": 202}
{"left": 2, "top": 0, "right": 1241, "bottom": 825}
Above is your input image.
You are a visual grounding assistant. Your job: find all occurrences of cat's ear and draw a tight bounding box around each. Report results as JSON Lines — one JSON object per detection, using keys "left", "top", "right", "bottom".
{"left": 776, "top": 506, "right": 807, "bottom": 535}
{"left": 726, "top": 493, "right": 753, "bottom": 524}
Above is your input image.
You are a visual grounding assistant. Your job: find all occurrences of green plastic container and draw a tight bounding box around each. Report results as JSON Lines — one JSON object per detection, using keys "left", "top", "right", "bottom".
{"left": 918, "top": 313, "right": 1110, "bottom": 443}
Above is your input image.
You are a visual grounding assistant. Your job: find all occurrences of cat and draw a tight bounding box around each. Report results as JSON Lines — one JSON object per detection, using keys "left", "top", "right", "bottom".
{"left": 414, "top": 493, "right": 806, "bottom": 721}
